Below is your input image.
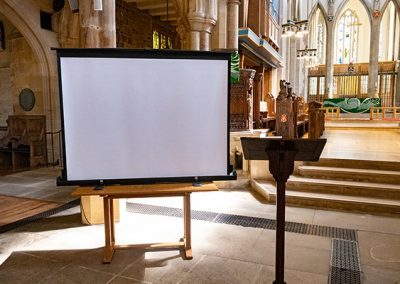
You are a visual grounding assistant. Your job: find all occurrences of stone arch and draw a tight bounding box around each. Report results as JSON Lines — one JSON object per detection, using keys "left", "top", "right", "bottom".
{"left": 0, "top": 0, "right": 60, "bottom": 163}
{"left": 0, "top": 0, "right": 60, "bottom": 132}
{"left": 308, "top": 2, "right": 328, "bottom": 65}
{"left": 308, "top": 1, "right": 329, "bottom": 24}
{"left": 333, "top": 0, "right": 372, "bottom": 64}
{"left": 334, "top": 0, "right": 372, "bottom": 24}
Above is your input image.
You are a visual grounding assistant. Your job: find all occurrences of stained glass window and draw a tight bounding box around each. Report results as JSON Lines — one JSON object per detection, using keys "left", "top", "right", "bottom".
{"left": 309, "top": 9, "right": 326, "bottom": 65}
{"left": 269, "top": 0, "right": 279, "bottom": 22}
{"left": 336, "top": 10, "right": 360, "bottom": 64}
{"left": 153, "top": 30, "right": 173, "bottom": 49}
{"left": 153, "top": 31, "right": 159, "bottom": 49}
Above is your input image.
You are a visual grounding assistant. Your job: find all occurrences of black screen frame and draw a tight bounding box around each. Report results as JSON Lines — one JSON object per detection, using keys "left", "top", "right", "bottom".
{"left": 55, "top": 48, "right": 236, "bottom": 186}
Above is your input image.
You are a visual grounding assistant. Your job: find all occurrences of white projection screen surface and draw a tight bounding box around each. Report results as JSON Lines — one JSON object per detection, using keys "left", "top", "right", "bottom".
{"left": 56, "top": 49, "right": 234, "bottom": 185}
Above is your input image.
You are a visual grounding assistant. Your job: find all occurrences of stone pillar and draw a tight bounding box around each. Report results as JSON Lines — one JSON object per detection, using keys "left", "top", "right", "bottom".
{"left": 211, "top": 0, "right": 227, "bottom": 49}
{"left": 78, "top": 0, "right": 118, "bottom": 225}
{"left": 188, "top": 0, "right": 217, "bottom": 51}
{"left": 325, "top": 21, "right": 334, "bottom": 98}
{"left": 227, "top": 0, "right": 240, "bottom": 50}
{"left": 368, "top": 17, "right": 380, "bottom": 98}
{"left": 288, "top": 36, "right": 297, "bottom": 92}
{"left": 253, "top": 72, "right": 264, "bottom": 129}
{"left": 189, "top": 29, "right": 201, "bottom": 50}
{"left": 79, "top": 0, "right": 116, "bottom": 48}
{"left": 396, "top": 61, "right": 400, "bottom": 106}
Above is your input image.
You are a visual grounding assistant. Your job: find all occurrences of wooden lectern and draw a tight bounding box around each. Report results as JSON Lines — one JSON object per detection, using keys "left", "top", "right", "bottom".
{"left": 241, "top": 137, "right": 326, "bottom": 284}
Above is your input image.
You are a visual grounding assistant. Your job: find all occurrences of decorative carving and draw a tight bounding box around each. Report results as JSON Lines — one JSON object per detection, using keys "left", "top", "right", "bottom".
{"left": 328, "top": 0, "right": 334, "bottom": 22}
{"left": 230, "top": 69, "right": 256, "bottom": 131}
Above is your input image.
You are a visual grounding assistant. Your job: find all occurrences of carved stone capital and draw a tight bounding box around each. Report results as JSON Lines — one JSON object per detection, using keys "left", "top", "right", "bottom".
{"left": 188, "top": 17, "right": 216, "bottom": 33}
{"left": 227, "top": 0, "right": 241, "bottom": 5}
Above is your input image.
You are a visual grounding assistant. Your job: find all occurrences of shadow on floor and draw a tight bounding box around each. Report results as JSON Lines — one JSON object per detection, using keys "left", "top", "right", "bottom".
{"left": 0, "top": 248, "right": 185, "bottom": 284}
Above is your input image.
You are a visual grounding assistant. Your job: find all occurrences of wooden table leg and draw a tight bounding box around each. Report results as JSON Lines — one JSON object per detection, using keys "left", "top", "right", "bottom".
{"left": 183, "top": 193, "right": 193, "bottom": 259}
{"left": 109, "top": 197, "right": 115, "bottom": 245}
{"left": 103, "top": 196, "right": 115, "bottom": 263}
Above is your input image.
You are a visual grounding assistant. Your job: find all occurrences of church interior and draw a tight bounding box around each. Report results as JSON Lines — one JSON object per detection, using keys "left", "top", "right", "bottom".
{"left": 0, "top": 0, "right": 400, "bottom": 283}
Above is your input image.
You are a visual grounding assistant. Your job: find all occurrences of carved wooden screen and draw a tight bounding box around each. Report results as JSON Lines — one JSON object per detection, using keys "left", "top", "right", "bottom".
{"left": 230, "top": 83, "right": 249, "bottom": 131}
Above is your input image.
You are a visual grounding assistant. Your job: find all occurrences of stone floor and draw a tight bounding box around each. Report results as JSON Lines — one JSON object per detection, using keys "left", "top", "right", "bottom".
{"left": 0, "top": 126, "right": 400, "bottom": 283}
{"left": 0, "top": 168, "right": 399, "bottom": 283}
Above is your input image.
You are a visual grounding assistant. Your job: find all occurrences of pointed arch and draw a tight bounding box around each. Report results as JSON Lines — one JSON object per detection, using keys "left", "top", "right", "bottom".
{"left": 379, "top": 0, "right": 400, "bottom": 61}
{"left": 333, "top": 0, "right": 371, "bottom": 63}
{"left": 0, "top": 0, "right": 60, "bottom": 134}
{"left": 308, "top": 3, "right": 328, "bottom": 65}
{"left": 334, "top": 0, "right": 372, "bottom": 24}
{"left": 308, "top": 1, "right": 328, "bottom": 23}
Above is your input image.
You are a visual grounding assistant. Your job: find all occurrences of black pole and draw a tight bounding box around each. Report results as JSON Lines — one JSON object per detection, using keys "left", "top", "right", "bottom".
{"left": 274, "top": 180, "right": 286, "bottom": 284}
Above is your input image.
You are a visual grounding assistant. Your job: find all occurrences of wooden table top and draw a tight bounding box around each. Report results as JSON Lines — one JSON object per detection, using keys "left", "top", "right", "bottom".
{"left": 72, "top": 182, "right": 218, "bottom": 197}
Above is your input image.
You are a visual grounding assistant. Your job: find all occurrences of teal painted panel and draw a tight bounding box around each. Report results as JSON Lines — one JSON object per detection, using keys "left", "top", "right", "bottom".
{"left": 323, "top": 98, "right": 381, "bottom": 113}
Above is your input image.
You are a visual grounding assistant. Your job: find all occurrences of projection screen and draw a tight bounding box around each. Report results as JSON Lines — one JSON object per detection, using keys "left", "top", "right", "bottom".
{"left": 56, "top": 48, "right": 235, "bottom": 186}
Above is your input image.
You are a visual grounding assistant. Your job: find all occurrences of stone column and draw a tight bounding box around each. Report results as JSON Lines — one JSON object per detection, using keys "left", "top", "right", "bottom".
{"left": 188, "top": 0, "right": 217, "bottom": 51}
{"left": 288, "top": 36, "right": 297, "bottom": 92}
{"left": 78, "top": 0, "right": 118, "bottom": 225}
{"left": 325, "top": 21, "right": 334, "bottom": 98}
{"left": 253, "top": 72, "right": 264, "bottom": 129}
{"left": 79, "top": 0, "right": 116, "bottom": 48}
{"left": 396, "top": 61, "right": 400, "bottom": 106}
{"left": 211, "top": 0, "right": 227, "bottom": 49}
{"left": 368, "top": 17, "right": 380, "bottom": 98}
{"left": 227, "top": 0, "right": 240, "bottom": 50}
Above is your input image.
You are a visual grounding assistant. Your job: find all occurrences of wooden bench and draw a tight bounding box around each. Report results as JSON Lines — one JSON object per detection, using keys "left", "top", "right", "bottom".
{"left": 0, "top": 115, "right": 46, "bottom": 169}
{"left": 72, "top": 183, "right": 218, "bottom": 263}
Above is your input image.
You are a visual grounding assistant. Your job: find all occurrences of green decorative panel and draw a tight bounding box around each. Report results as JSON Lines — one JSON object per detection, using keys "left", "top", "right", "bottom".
{"left": 323, "top": 98, "right": 381, "bottom": 113}
{"left": 230, "top": 51, "right": 240, "bottom": 84}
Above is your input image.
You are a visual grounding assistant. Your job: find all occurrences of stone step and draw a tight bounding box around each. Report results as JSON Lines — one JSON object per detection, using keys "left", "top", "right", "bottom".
{"left": 251, "top": 180, "right": 400, "bottom": 216}
{"left": 305, "top": 158, "right": 400, "bottom": 172}
{"left": 286, "top": 176, "right": 400, "bottom": 200}
{"left": 297, "top": 165, "right": 400, "bottom": 184}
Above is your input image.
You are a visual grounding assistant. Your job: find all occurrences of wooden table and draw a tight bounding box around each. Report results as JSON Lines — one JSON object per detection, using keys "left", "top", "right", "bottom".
{"left": 72, "top": 183, "right": 218, "bottom": 263}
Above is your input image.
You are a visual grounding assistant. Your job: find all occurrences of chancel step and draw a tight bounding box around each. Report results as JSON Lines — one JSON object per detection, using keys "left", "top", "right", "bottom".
{"left": 297, "top": 165, "right": 400, "bottom": 184}
{"left": 251, "top": 180, "right": 400, "bottom": 216}
{"left": 286, "top": 176, "right": 400, "bottom": 199}
{"left": 305, "top": 158, "right": 400, "bottom": 172}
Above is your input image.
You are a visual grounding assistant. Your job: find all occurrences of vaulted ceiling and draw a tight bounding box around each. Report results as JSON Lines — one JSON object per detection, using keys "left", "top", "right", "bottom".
{"left": 123, "top": 0, "right": 177, "bottom": 26}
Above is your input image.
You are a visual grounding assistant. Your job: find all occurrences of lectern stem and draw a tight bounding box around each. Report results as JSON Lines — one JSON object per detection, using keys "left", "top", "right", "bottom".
{"left": 274, "top": 180, "right": 286, "bottom": 284}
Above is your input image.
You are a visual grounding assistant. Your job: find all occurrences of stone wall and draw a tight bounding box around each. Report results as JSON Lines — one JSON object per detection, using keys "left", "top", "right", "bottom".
{"left": 0, "top": 68, "right": 12, "bottom": 128}
{"left": 116, "top": 0, "right": 179, "bottom": 49}
{"left": 10, "top": 37, "right": 43, "bottom": 116}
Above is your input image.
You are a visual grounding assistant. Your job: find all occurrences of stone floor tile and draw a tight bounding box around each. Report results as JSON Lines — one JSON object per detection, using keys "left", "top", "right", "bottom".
{"left": 247, "top": 229, "right": 331, "bottom": 275}
{"left": 108, "top": 276, "right": 149, "bottom": 284}
{"left": 361, "top": 264, "right": 400, "bottom": 284}
{"left": 313, "top": 209, "right": 400, "bottom": 235}
{"left": 39, "top": 264, "right": 115, "bottom": 284}
{"left": 121, "top": 250, "right": 202, "bottom": 283}
{"left": 358, "top": 231, "right": 400, "bottom": 272}
{"left": 254, "top": 265, "right": 328, "bottom": 284}
{"left": 190, "top": 222, "right": 264, "bottom": 262}
{"left": 179, "top": 255, "right": 263, "bottom": 284}
{"left": 0, "top": 251, "right": 65, "bottom": 284}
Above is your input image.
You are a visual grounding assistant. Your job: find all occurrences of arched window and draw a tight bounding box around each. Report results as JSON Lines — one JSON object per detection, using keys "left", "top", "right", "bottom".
{"left": 379, "top": 1, "right": 399, "bottom": 61}
{"left": 309, "top": 8, "right": 326, "bottom": 65}
{"left": 336, "top": 9, "right": 360, "bottom": 63}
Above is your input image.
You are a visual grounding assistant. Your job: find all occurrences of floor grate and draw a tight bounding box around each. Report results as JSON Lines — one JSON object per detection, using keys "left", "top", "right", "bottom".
{"left": 329, "top": 239, "right": 361, "bottom": 284}
{"left": 125, "top": 202, "right": 357, "bottom": 241}
{"left": 0, "top": 198, "right": 80, "bottom": 234}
